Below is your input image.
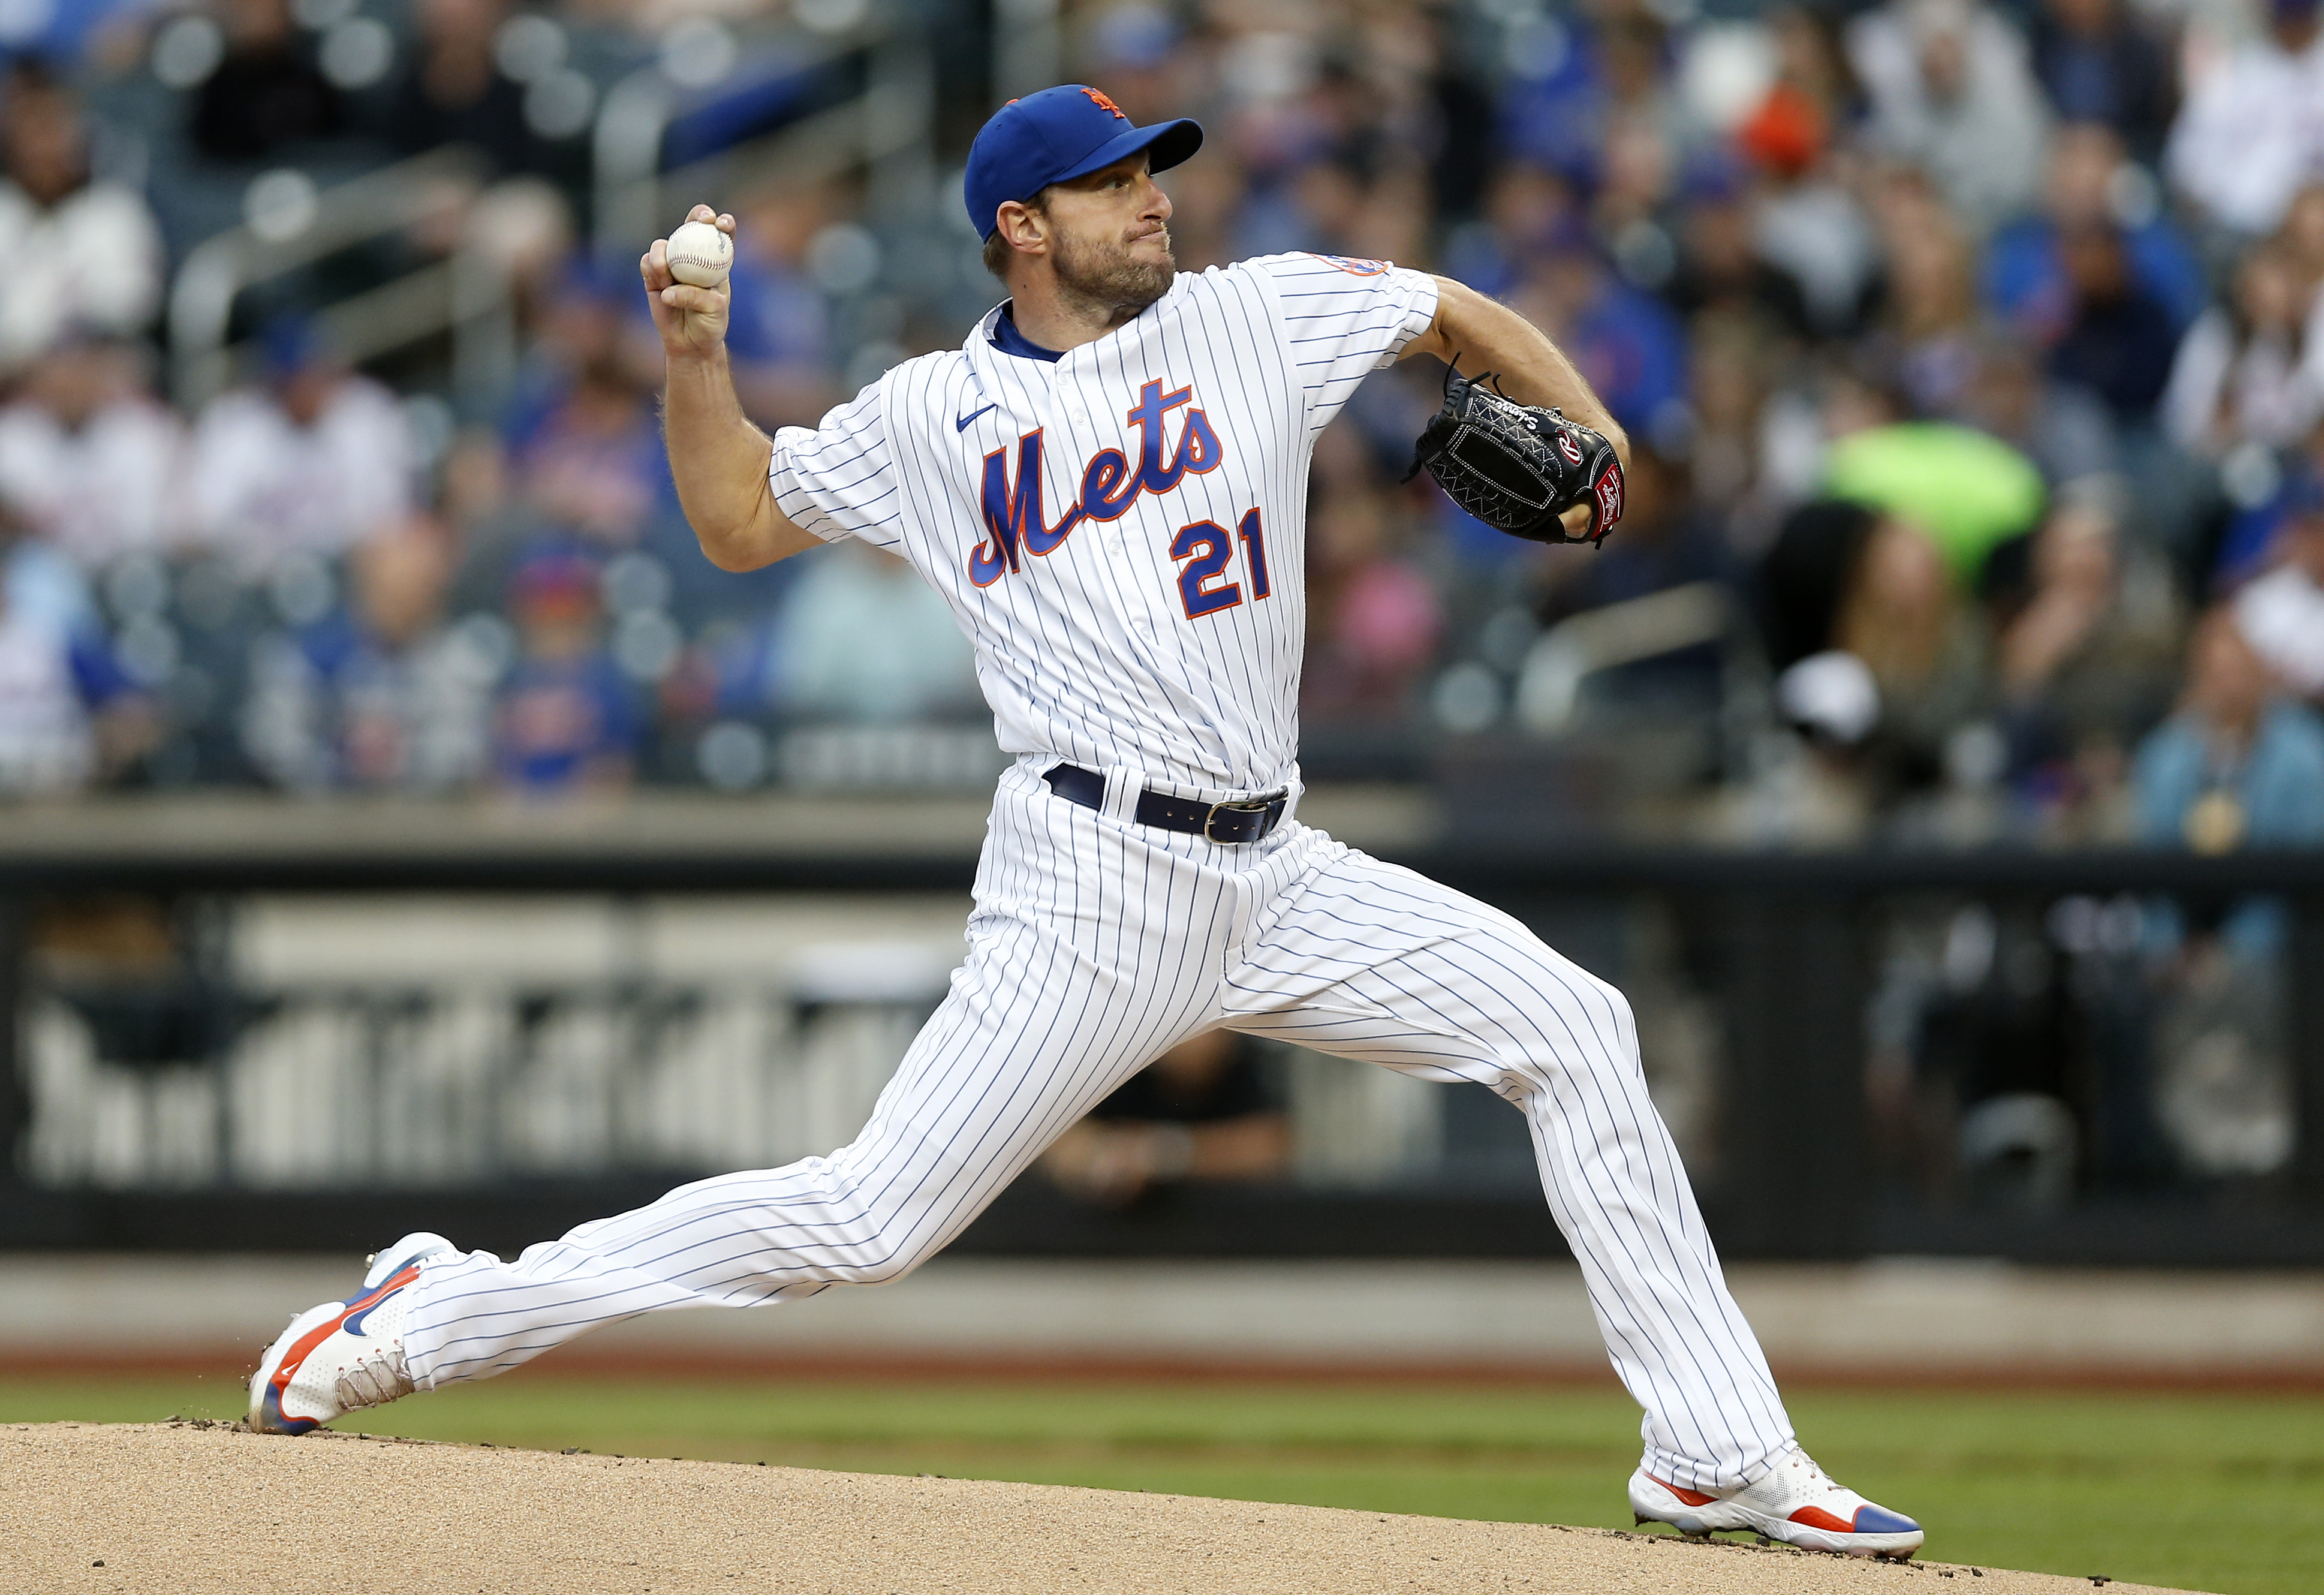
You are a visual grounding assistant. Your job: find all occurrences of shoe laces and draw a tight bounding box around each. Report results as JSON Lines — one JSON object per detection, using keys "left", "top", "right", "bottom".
{"left": 333, "top": 1344, "right": 412, "bottom": 1412}
{"left": 1751, "top": 1449, "right": 1844, "bottom": 1506}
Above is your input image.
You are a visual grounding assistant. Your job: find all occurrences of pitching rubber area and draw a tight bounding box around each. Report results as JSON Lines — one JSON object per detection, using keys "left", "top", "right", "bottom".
{"left": 4, "top": 1422, "right": 2205, "bottom": 1595}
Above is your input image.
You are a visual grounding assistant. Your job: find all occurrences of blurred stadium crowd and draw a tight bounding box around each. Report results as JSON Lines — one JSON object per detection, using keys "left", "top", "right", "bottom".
{"left": 0, "top": 0, "right": 2322, "bottom": 851}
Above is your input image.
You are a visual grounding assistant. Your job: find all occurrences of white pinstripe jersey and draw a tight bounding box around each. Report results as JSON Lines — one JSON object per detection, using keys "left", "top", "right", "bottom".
{"left": 767, "top": 252, "right": 1440, "bottom": 795}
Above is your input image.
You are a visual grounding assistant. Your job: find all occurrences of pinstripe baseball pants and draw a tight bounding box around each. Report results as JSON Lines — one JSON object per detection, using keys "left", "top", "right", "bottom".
{"left": 400, "top": 758, "right": 1796, "bottom": 1490}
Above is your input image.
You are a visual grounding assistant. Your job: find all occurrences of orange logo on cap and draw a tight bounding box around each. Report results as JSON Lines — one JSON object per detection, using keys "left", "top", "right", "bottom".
{"left": 1080, "top": 86, "right": 1129, "bottom": 121}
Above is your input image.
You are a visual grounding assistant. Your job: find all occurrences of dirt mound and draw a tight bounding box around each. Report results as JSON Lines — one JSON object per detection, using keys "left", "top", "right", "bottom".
{"left": 3, "top": 1422, "right": 2199, "bottom": 1594}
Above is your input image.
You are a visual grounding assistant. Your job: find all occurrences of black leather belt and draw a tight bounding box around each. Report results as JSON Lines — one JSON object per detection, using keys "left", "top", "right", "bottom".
{"left": 1044, "top": 762, "right": 1289, "bottom": 844}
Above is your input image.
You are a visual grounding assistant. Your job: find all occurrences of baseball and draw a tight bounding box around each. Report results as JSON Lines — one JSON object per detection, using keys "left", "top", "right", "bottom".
{"left": 664, "top": 219, "right": 732, "bottom": 288}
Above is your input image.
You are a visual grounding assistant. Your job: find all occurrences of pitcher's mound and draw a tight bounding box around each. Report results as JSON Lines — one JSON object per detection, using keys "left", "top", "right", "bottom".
{"left": 3, "top": 1422, "right": 2200, "bottom": 1594}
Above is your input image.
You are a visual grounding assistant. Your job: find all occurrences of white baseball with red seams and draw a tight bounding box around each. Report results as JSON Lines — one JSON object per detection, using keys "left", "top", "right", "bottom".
{"left": 664, "top": 219, "right": 731, "bottom": 288}
{"left": 250, "top": 234, "right": 1919, "bottom": 1558}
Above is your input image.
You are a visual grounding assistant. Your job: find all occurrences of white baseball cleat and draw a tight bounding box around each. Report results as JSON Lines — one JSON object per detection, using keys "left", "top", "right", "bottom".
{"left": 248, "top": 1232, "right": 455, "bottom": 1435}
{"left": 1628, "top": 1448, "right": 1924, "bottom": 1559}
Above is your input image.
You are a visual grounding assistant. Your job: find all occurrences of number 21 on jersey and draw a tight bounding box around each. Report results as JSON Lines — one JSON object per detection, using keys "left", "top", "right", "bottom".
{"left": 1170, "top": 508, "right": 1271, "bottom": 620}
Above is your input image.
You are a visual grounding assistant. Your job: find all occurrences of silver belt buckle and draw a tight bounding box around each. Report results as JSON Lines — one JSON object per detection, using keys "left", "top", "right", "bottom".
{"left": 1203, "top": 795, "right": 1277, "bottom": 843}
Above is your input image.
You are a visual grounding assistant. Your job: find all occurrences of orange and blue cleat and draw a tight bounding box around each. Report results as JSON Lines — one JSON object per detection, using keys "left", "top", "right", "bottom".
{"left": 1628, "top": 1447, "right": 1923, "bottom": 1558}
{"left": 249, "top": 1233, "right": 454, "bottom": 1435}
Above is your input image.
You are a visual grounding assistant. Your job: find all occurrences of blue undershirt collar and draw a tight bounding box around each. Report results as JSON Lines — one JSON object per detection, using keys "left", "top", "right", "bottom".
{"left": 989, "top": 302, "right": 1064, "bottom": 363}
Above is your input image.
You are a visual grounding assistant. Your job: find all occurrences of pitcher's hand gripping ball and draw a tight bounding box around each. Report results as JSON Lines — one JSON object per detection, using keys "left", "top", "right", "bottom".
{"left": 1405, "top": 368, "right": 1625, "bottom": 545}
{"left": 664, "top": 219, "right": 733, "bottom": 288}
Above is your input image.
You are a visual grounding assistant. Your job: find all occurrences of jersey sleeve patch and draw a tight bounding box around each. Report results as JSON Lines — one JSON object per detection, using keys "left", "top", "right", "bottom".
{"left": 1302, "top": 253, "right": 1389, "bottom": 276}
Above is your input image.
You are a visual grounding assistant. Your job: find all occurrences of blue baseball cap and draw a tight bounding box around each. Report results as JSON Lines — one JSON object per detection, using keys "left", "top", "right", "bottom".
{"left": 964, "top": 85, "right": 1202, "bottom": 240}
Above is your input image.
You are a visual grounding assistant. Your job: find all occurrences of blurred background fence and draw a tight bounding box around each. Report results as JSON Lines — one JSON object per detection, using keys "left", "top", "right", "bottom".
{"left": 5, "top": 807, "right": 2320, "bottom": 1266}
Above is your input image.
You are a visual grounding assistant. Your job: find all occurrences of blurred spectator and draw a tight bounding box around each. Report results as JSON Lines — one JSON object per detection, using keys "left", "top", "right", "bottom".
{"left": 1754, "top": 355, "right": 1899, "bottom": 514}
{"left": 1585, "top": 13, "right": 1694, "bottom": 244}
{"left": 495, "top": 258, "right": 666, "bottom": 549}
{"left": 767, "top": 539, "right": 977, "bottom": 724}
{"left": 1, "top": 489, "right": 97, "bottom": 634}
{"left": 1761, "top": 499, "right": 1880, "bottom": 679}
{"left": 2132, "top": 607, "right": 2322, "bottom": 1179}
{"left": 1497, "top": 8, "right": 1611, "bottom": 184}
{"left": 2029, "top": 0, "right": 2174, "bottom": 160}
{"left": 0, "top": 60, "right": 163, "bottom": 371}
{"left": 2274, "top": 180, "right": 2324, "bottom": 308}
{"left": 1870, "top": 170, "right": 1982, "bottom": 414}
{"left": 242, "top": 523, "right": 496, "bottom": 791}
{"left": 1754, "top": 172, "right": 1882, "bottom": 343}
{"left": 1682, "top": 311, "right": 1776, "bottom": 534}
{"left": 1830, "top": 513, "right": 1985, "bottom": 756}
{"left": 2135, "top": 606, "right": 2324, "bottom": 856}
{"left": 1761, "top": 2, "right": 1864, "bottom": 139}
{"left": 492, "top": 546, "right": 633, "bottom": 793}
{"left": 511, "top": 350, "right": 661, "bottom": 547}
{"left": 1040, "top": 1030, "right": 1290, "bottom": 1208}
{"left": 2161, "top": 240, "right": 2324, "bottom": 456}
{"left": 1439, "top": 162, "right": 1577, "bottom": 300}
{"left": 1985, "top": 123, "right": 2205, "bottom": 347}
{"left": 0, "top": 337, "right": 185, "bottom": 568}
{"left": 189, "top": 323, "right": 415, "bottom": 565}
{"left": 190, "top": 0, "right": 345, "bottom": 164}
{"left": 2232, "top": 491, "right": 2324, "bottom": 697}
{"left": 2165, "top": 0, "right": 2324, "bottom": 236}
{"left": 1361, "top": 161, "right": 1438, "bottom": 296}
{"left": 0, "top": 516, "right": 95, "bottom": 795}
{"left": 1848, "top": 0, "right": 2052, "bottom": 235}
{"left": 1723, "top": 7, "right": 1879, "bottom": 339}
{"left": 1292, "top": 155, "right": 1430, "bottom": 273}
{"left": 2045, "top": 221, "right": 2182, "bottom": 424}
{"left": 0, "top": 0, "right": 143, "bottom": 66}
{"left": 723, "top": 182, "right": 841, "bottom": 429}
{"left": 1991, "top": 501, "right": 2184, "bottom": 803}
{"left": 1660, "top": 156, "right": 1814, "bottom": 342}
{"left": 1957, "top": 332, "right": 2119, "bottom": 494}
{"left": 1824, "top": 419, "right": 2048, "bottom": 588}
{"left": 0, "top": 566, "right": 100, "bottom": 795}
{"left": 1077, "top": 3, "right": 1191, "bottom": 130}
{"left": 1500, "top": 7, "right": 1702, "bottom": 211}
{"left": 381, "top": 0, "right": 556, "bottom": 178}
{"left": 504, "top": 259, "right": 642, "bottom": 433}
{"left": 1507, "top": 231, "right": 1687, "bottom": 444}
{"left": 1759, "top": 498, "right": 1987, "bottom": 793}
{"left": 1303, "top": 469, "right": 1441, "bottom": 723}
{"left": 0, "top": 505, "right": 150, "bottom": 793}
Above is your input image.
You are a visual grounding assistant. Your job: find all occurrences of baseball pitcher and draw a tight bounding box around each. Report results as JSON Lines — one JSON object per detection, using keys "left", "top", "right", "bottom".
{"left": 251, "top": 85, "right": 1922, "bottom": 1560}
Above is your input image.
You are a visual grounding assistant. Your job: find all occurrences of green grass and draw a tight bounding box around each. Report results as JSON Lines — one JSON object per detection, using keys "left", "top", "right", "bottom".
{"left": 5, "top": 1374, "right": 2316, "bottom": 1594}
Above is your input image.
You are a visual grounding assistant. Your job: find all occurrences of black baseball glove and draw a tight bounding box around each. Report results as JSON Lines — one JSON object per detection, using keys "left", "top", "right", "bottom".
{"left": 1402, "top": 368, "right": 1625, "bottom": 546}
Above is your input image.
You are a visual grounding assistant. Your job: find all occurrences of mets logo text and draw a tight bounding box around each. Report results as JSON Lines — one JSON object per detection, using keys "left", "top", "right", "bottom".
{"left": 970, "top": 379, "right": 1223, "bottom": 585}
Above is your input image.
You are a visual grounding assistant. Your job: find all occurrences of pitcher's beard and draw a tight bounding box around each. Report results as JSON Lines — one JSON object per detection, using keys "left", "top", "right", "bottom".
{"left": 1053, "top": 227, "right": 1175, "bottom": 322}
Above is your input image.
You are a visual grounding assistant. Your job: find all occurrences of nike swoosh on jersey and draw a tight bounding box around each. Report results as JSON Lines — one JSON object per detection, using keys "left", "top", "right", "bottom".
{"left": 956, "top": 404, "right": 997, "bottom": 431}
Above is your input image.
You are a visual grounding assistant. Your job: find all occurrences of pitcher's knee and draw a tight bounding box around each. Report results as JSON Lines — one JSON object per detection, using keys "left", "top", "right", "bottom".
{"left": 1592, "top": 976, "right": 1638, "bottom": 1042}
{"left": 808, "top": 1211, "right": 955, "bottom": 1287}
{"left": 1491, "top": 962, "right": 1644, "bottom": 1095}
